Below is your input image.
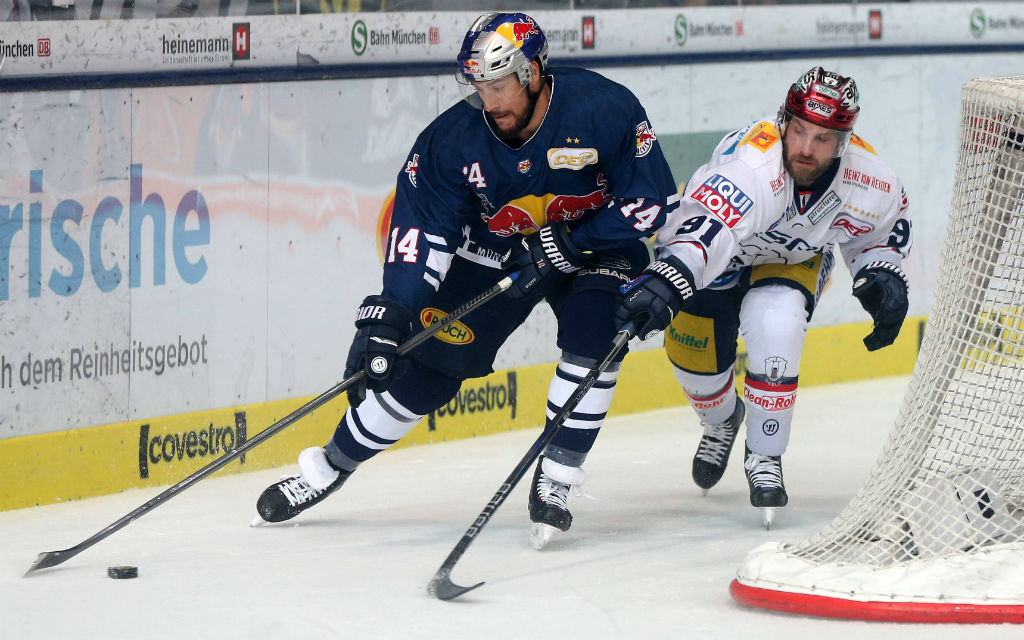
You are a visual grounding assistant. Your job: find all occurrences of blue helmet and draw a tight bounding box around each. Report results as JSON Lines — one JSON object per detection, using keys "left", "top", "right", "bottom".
{"left": 457, "top": 12, "right": 549, "bottom": 87}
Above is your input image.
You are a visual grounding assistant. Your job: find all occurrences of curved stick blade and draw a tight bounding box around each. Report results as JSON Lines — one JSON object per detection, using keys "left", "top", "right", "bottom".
{"left": 25, "top": 549, "right": 71, "bottom": 576}
{"left": 427, "top": 568, "right": 484, "bottom": 601}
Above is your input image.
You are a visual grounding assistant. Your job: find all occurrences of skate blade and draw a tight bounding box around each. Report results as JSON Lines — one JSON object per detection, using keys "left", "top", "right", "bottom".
{"left": 529, "top": 523, "right": 558, "bottom": 550}
{"left": 761, "top": 507, "right": 777, "bottom": 530}
{"left": 250, "top": 515, "right": 267, "bottom": 528}
{"left": 700, "top": 488, "right": 709, "bottom": 497}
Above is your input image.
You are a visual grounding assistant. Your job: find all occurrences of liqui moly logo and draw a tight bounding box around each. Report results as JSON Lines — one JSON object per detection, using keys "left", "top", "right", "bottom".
{"left": 690, "top": 174, "right": 754, "bottom": 227}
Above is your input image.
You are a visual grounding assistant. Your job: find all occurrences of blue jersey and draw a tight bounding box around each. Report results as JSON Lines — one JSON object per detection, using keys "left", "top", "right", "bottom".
{"left": 381, "top": 67, "right": 678, "bottom": 310}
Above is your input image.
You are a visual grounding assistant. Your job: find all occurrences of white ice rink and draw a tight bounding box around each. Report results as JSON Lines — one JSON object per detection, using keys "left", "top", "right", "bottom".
{"left": 5, "top": 375, "right": 1022, "bottom": 639}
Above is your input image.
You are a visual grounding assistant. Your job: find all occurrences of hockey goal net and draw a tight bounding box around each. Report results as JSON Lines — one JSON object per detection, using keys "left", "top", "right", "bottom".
{"left": 731, "top": 75, "right": 1024, "bottom": 623}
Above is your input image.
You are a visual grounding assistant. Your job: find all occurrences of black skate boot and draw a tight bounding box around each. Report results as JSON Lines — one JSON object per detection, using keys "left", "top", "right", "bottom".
{"left": 692, "top": 398, "right": 744, "bottom": 493}
{"left": 743, "top": 444, "right": 788, "bottom": 529}
{"left": 255, "top": 447, "right": 351, "bottom": 524}
{"left": 528, "top": 456, "right": 584, "bottom": 549}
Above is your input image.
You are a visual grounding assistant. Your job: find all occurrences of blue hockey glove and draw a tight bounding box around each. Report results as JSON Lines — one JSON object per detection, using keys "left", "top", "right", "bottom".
{"left": 852, "top": 262, "right": 909, "bottom": 351}
{"left": 344, "top": 295, "right": 414, "bottom": 407}
{"left": 615, "top": 256, "right": 695, "bottom": 340}
{"left": 502, "top": 223, "right": 588, "bottom": 299}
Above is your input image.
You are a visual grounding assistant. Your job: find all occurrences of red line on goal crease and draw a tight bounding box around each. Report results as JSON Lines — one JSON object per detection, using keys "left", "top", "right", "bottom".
{"left": 729, "top": 579, "right": 1024, "bottom": 624}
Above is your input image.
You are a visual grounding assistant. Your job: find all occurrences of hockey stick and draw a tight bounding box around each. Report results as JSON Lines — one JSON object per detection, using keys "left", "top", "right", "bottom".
{"left": 25, "top": 273, "right": 519, "bottom": 576}
{"left": 427, "top": 322, "right": 635, "bottom": 601}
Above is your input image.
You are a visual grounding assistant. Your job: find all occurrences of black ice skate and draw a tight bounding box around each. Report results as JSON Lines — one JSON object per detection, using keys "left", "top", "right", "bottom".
{"left": 528, "top": 456, "right": 583, "bottom": 550}
{"left": 254, "top": 447, "right": 351, "bottom": 524}
{"left": 692, "top": 399, "right": 744, "bottom": 494}
{"left": 743, "top": 444, "right": 788, "bottom": 530}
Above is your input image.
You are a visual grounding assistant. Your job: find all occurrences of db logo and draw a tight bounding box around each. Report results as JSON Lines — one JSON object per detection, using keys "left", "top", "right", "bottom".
{"left": 37, "top": 38, "right": 51, "bottom": 57}
{"left": 762, "top": 420, "right": 779, "bottom": 436}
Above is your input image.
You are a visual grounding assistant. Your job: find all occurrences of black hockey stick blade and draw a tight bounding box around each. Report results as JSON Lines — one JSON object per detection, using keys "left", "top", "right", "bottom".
{"left": 25, "top": 273, "right": 519, "bottom": 577}
{"left": 426, "top": 324, "right": 634, "bottom": 601}
{"left": 426, "top": 567, "right": 484, "bottom": 601}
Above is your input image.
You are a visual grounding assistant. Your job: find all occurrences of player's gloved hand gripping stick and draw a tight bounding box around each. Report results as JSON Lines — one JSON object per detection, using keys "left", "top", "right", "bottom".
{"left": 24, "top": 272, "right": 520, "bottom": 577}
{"left": 427, "top": 322, "right": 635, "bottom": 601}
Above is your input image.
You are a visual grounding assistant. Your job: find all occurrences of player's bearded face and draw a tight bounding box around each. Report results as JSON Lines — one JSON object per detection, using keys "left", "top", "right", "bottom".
{"left": 783, "top": 117, "right": 841, "bottom": 186}
{"left": 475, "top": 74, "right": 539, "bottom": 139}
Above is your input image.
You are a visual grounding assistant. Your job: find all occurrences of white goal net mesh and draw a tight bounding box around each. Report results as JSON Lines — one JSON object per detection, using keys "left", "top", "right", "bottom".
{"left": 737, "top": 75, "right": 1024, "bottom": 604}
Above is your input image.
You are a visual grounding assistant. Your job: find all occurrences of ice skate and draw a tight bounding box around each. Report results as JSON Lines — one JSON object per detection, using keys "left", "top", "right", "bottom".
{"left": 692, "top": 399, "right": 744, "bottom": 494}
{"left": 528, "top": 456, "right": 585, "bottom": 550}
{"left": 743, "top": 444, "right": 788, "bottom": 530}
{"left": 254, "top": 447, "right": 351, "bottom": 524}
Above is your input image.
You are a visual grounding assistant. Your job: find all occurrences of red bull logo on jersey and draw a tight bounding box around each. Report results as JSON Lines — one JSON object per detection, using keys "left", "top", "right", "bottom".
{"left": 690, "top": 173, "right": 754, "bottom": 227}
{"left": 482, "top": 176, "right": 609, "bottom": 237}
{"left": 635, "top": 121, "right": 657, "bottom": 157}
{"left": 421, "top": 308, "right": 475, "bottom": 345}
{"left": 483, "top": 202, "right": 542, "bottom": 237}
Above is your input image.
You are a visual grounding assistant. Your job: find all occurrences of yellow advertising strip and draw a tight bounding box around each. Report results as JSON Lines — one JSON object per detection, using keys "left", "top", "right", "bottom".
{"left": 0, "top": 317, "right": 923, "bottom": 512}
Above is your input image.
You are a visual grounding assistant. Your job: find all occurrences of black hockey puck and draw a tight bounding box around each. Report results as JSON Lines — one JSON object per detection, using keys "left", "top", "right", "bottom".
{"left": 107, "top": 565, "right": 138, "bottom": 579}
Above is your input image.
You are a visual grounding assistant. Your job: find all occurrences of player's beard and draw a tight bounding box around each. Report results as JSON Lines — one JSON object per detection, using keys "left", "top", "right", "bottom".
{"left": 485, "top": 84, "right": 542, "bottom": 144}
{"left": 782, "top": 140, "right": 833, "bottom": 187}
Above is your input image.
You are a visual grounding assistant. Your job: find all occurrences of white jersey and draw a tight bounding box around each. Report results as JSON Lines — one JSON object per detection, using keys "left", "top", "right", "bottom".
{"left": 656, "top": 119, "right": 911, "bottom": 289}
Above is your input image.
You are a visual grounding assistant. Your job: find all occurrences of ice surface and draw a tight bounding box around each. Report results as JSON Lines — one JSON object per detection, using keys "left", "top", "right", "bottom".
{"left": 4, "top": 376, "right": 1021, "bottom": 638}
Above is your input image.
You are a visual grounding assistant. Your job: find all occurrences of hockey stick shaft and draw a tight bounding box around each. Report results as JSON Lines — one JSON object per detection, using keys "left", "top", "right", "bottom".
{"left": 427, "top": 323, "right": 634, "bottom": 601}
{"left": 25, "top": 273, "right": 518, "bottom": 576}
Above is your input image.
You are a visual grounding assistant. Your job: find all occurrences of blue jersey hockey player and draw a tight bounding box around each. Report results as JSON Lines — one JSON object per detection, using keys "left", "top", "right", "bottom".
{"left": 255, "top": 12, "right": 680, "bottom": 548}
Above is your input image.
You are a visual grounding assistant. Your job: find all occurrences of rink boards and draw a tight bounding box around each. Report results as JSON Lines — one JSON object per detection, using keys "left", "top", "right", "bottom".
{"left": 0, "top": 317, "right": 922, "bottom": 511}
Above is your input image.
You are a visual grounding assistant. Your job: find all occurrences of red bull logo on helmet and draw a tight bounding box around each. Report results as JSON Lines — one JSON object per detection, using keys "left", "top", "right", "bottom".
{"left": 496, "top": 17, "right": 540, "bottom": 47}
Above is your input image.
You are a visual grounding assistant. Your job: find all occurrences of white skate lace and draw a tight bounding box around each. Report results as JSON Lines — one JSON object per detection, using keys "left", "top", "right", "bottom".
{"left": 536, "top": 473, "right": 595, "bottom": 511}
{"left": 277, "top": 474, "right": 321, "bottom": 507}
{"left": 695, "top": 421, "right": 737, "bottom": 465}
{"left": 744, "top": 454, "right": 783, "bottom": 489}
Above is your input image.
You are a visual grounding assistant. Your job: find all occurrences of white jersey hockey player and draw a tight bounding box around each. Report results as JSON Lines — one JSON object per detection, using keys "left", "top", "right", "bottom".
{"left": 614, "top": 67, "right": 912, "bottom": 527}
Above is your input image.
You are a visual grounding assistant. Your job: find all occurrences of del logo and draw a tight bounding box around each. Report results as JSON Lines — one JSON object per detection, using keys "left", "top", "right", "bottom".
{"left": 138, "top": 414, "right": 247, "bottom": 479}
{"left": 421, "top": 307, "right": 474, "bottom": 344}
{"left": 831, "top": 215, "right": 872, "bottom": 237}
{"left": 635, "top": 121, "right": 657, "bottom": 157}
{"left": 690, "top": 174, "right": 754, "bottom": 227}
{"left": 547, "top": 147, "right": 598, "bottom": 170}
{"left": 517, "top": 159, "right": 532, "bottom": 174}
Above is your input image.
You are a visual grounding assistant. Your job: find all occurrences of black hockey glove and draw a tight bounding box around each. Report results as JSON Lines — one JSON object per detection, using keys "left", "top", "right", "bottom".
{"left": 502, "top": 223, "right": 588, "bottom": 299}
{"left": 343, "top": 295, "right": 415, "bottom": 407}
{"left": 852, "top": 261, "right": 909, "bottom": 352}
{"left": 614, "top": 256, "right": 696, "bottom": 340}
